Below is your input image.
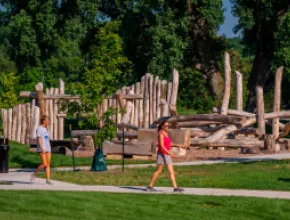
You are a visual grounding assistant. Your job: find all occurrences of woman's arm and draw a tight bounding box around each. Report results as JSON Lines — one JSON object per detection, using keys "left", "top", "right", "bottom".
{"left": 159, "top": 133, "right": 174, "bottom": 157}
{"left": 170, "top": 142, "right": 184, "bottom": 148}
{"left": 37, "top": 137, "right": 45, "bottom": 153}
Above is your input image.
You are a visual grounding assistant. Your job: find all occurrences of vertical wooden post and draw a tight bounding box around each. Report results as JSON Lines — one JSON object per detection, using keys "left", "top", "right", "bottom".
{"left": 30, "top": 99, "right": 36, "bottom": 141}
{"left": 129, "top": 86, "right": 135, "bottom": 125}
{"left": 139, "top": 76, "right": 145, "bottom": 127}
{"left": 160, "top": 99, "right": 169, "bottom": 117}
{"left": 49, "top": 88, "right": 54, "bottom": 139}
{"left": 156, "top": 80, "right": 161, "bottom": 119}
{"left": 45, "top": 88, "right": 49, "bottom": 115}
{"left": 35, "top": 82, "right": 45, "bottom": 116}
{"left": 272, "top": 66, "right": 284, "bottom": 152}
{"left": 12, "top": 105, "right": 17, "bottom": 141}
{"left": 221, "top": 52, "right": 231, "bottom": 115}
{"left": 256, "top": 86, "right": 265, "bottom": 137}
{"left": 2, "top": 109, "right": 7, "bottom": 138}
{"left": 167, "top": 82, "right": 172, "bottom": 105}
{"left": 153, "top": 76, "right": 159, "bottom": 121}
{"left": 161, "top": 80, "right": 167, "bottom": 100}
{"left": 21, "top": 104, "right": 26, "bottom": 144}
{"left": 8, "top": 108, "right": 12, "bottom": 140}
{"left": 31, "top": 106, "right": 40, "bottom": 141}
{"left": 236, "top": 71, "right": 243, "bottom": 111}
{"left": 134, "top": 83, "right": 140, "bottom": 126}
{"left": 170, "top": 69, "right": 179, "bottom": 106}
{"left": 149, "top": 74, "right": 154, "bottom": 125}
{"left": 53, "top": 88, "right": 59, "bottom": 140}
{"left": 59, "top": 79, "right": 65, "bottom": 140}
{"left": 26, "top": 103, "right": 31, "bottom": 144}
{"left": 16, "top": 104, "right": 22, "bottom": 143}
{"left": 143, "top": 73, "right": 150, "bottom": 128}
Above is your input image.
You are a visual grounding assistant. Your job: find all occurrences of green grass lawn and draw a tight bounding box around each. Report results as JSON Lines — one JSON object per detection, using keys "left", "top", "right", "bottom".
{"left": 9, "top": 141, "right": 153, "bottom": 168}
{"left": 0, "top": 191, "right": 290, "bottom": 220}
{"left": 46, "top": 159, "right": 290, "bottom": 191}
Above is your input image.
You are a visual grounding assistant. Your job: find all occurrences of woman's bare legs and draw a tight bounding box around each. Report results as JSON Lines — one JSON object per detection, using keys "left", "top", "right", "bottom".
{"left": 45, "top": 153, "right": 51, "bottom": 180}
{"left": 34, "top": 153, "right": 48, "bottom": 176}
{"left": 149, "top": 165, "right": 164, "bottom": 187}
{"left": 167, "top": 164, "right": 177, "bottom": 188}
{"left": 33, "top": 152, "right": 51, "bottom": 180}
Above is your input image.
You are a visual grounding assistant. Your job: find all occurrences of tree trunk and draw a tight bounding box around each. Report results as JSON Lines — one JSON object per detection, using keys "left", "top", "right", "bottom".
{"left": 272, "top": 67, "right": 284, "bottom": 141}
{"left": 236, "top": 71, "right": 243, "bottom": 111}
{"left": 190, "top": 138, "right": 263, "bottom": 148}
{"left": 256, "top": 86, "right": 265, "bottom": 136}
{"left": 221, "top": 52, "right": 231, "bottom": 115}
{"left": 59, "top": 79, "right": 65, "bottom": 140}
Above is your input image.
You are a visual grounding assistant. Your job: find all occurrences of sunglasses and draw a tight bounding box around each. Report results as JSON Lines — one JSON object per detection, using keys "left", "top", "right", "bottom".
{"left": 164, "top": 124, "right": 168, "bottom": 127}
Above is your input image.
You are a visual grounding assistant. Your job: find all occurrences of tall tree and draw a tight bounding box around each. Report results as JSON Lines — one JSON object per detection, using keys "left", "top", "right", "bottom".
{"left": 231, "top": 0, "right": 290, "bottom": 111}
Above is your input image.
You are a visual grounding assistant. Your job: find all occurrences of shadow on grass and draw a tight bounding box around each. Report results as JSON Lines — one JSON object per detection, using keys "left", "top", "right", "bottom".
{"left": 119, "top": 186, "right": 147, "bottom": 192}
{"left": 10, "top": 155, "right": 39, "bottom": 168}
{"left": 278, "top": 178, "right": 290, "bottom": 183}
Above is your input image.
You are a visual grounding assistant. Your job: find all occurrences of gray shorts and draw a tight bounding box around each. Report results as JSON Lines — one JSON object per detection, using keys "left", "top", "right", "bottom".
{"left": 156, "top": 152, "right": 173, "bottom": 165}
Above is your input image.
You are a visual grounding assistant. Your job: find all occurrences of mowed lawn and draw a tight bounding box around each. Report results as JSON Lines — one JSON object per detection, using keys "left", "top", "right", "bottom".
{"left": 0, "top": 191, "right": 290, "bottom": 220}
{"left": 9, "top": 142, "right": 153, "bottom": 168}
{"left": 46, "top": 159, "right": 290, "bottom": 191}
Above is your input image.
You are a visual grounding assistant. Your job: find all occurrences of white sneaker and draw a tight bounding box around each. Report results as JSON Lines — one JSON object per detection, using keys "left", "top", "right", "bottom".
{"left": 30, "top": 173, "right": 36, "bottom": 183}
{"left": 46, "top": 180, "right": 54, "bottom": 185}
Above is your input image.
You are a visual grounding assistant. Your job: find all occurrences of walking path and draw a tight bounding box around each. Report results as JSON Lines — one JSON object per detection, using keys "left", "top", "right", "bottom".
{"left": 2, "top": 153, "right": 290, "bottom": 200}
{"left": 1, "top": 171, "right": 290, "bottom": 200}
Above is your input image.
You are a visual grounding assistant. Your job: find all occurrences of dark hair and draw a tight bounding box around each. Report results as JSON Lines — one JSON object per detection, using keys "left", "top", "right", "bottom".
{"left": 40, "top": 115, "right": 49, "bottom": 124}
{"left": 157, "top": 121, "right": 167, "bottom": 132}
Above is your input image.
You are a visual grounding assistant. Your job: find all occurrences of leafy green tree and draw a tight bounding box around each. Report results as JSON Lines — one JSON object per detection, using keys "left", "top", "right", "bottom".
{"left": 231, "top": 0, "right": 290, "bottom": 111}
{"left": 0, "top": 72, "right": 19, "bottom": 107}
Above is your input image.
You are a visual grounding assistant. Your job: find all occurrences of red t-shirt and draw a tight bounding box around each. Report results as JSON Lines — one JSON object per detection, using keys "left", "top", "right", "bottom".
{"left": 157, "top": 132, "right": 171, "bottom": 155}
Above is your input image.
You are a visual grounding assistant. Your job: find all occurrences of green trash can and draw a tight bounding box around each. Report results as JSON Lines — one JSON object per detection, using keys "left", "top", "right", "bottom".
{"left": 91, "top": 148, "right": 107, "bottom": 171}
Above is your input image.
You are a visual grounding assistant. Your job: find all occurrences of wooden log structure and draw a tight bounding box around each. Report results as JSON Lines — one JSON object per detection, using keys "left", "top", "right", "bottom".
{"left": 8, "top": 108, "right": 12, "bottom": 140}
{"left": 156, "top": 114, "right": 246, "bottom": 125}
{"left": 26, "top": 103, "right": 31, "bottom": 144}
{"left": 156, "top": 79, "right": 161, "bottom": 120}
{"left": 272, "top": 67, "right": 284, "bottom": 145}
{"left": 19, "top": 91, "right": 80, "bottom": 100}
{"left": 49, "top": 88, "right": 54, "bottom": 138}
{"left": 190, "top": 138, "right": 264, "bottom": 148}
{"left": 58, "top": 79, "right": 65, "bottom": 140}
{"left": 16, "top": 104, "right": 22, "bottom": 143}
{"left": 212, "top": 107, "right": 256, "bottom": 117}
{"left": 256, "top": 86, "right": 265, "bottom": 137}
{"left": 236, "top": 71, "right": 243, "bottom": 111}
{"left": 116, "top": 131, "right": 138, "bottom": 139}
{"left": 134, "top": 82, "right": 140, "bottom": 126}
{"left": 169, "top": 69, "right": 179, "bottom": 110}
{"left": 149, "top": 74, "right": 154, "bottom": 125}
{"left": 139, "top": 76, "right": 145, "bottom": 127}
{"left": 103, "top": 141, "right": 153, "bottom": 156}
{"left": 11, "top": 105, "right": 17, "bottom": 141}
{"left": 1, "top": 109, "right": 7, "bottom": 138}
{"left": 143, "top": 73, "right": 150, "bottom": 128}
{"left": 175, "top": 121, "right": 223, "bottom": 128}
{"left": 71, "top": 130, "right": 99, "bottom": 138}
{"left": 20, "top": 104, "right": 26, "bottom": 144}
{"left": 122, "top": 90, "right": 134, "bottom": 125}
{"left": 280, "top": 123, "right": 290, "bottom": 138}
{"left": 116, "top": 123, "right": 139, "bottom": 131}
{"left": 53, "top": 88, "right": 59, "bottom": 140}
{"left": 160, "top": 99, "right": 169, "bottom": 117}
{"left": 153, "top": 76, "right": 159, "bottom": 121}
{"left": 221, "top": 52, "right": 231, "bottom": 115}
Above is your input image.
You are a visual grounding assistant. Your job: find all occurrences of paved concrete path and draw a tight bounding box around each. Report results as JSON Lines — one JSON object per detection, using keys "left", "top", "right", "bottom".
{"left": 1, "top": 167, "right": 290, "bottom": 200}
{"left": 9, "top": 152, "right": 290, "bottom": 172}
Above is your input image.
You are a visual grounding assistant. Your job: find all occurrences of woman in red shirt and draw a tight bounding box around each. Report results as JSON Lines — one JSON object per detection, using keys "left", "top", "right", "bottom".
{"left": 147, "top": 121, "right": 184, "bottom": 192}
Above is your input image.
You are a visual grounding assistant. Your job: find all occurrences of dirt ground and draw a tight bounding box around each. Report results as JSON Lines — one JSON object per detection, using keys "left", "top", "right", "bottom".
{"left": 65, "top": 147, "right": 279, "bottom": 162}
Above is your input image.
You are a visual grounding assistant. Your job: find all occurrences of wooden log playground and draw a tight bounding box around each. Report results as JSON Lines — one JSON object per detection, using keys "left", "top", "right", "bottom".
{"left": 2, "top": 52, "right": 290, "bottom": 157}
